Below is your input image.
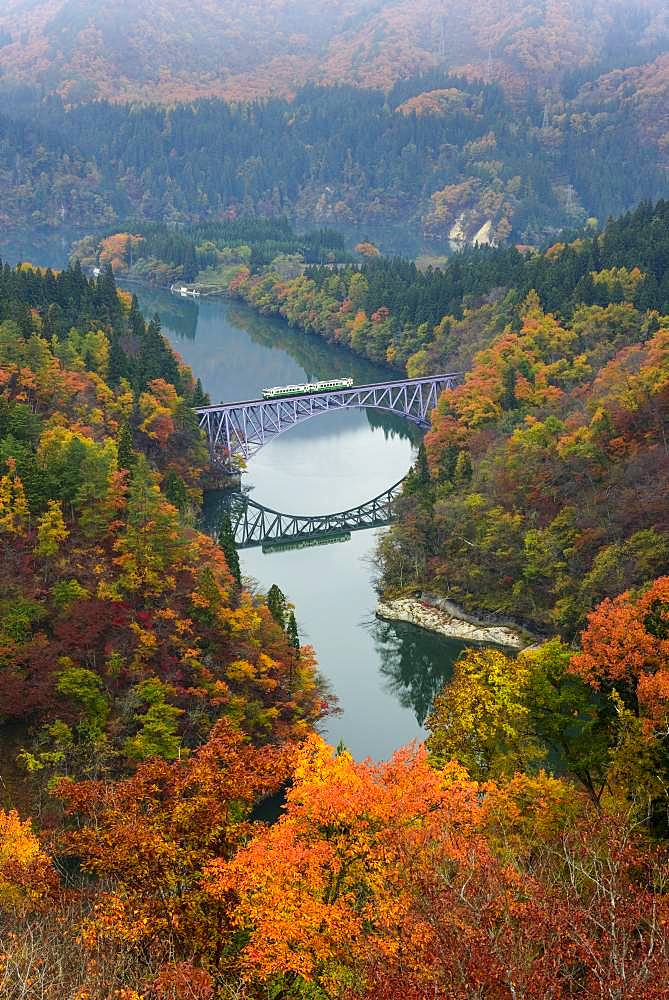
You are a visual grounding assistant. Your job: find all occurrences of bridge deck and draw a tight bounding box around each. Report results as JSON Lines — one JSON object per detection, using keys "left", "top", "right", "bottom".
{"left": 196, "top": 373, "right": 463, "bottom": 412}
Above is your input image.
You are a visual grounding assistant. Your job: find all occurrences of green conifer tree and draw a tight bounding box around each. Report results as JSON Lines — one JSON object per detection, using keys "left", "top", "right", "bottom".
{"left": 416, "top": 443, "right": 430, "bottom": 487}
{"left": 191, "top": 377, "right": 209, "bottom": 407}
{"left": 139, "top": 313, "right": 180, "bottom": 391}
{"left": 108, "top": 334, "right": 129, "bottom": 386}
{"left": 454, "top": 450, "right": 473, "bottom": 485}
{"left": 216, "top": 511, "right": 241, "bottom": 586}
{"left": 287, "top": 610, "right": 300, "bottom": 654}
{"left": 117, "top": 421, "right": 135, "bottom": 472}
{"left": 98, "top": 264, "right": 123, "bottom": 330}
{"left": 163, "top": 470, "right": 188, "bottom": 513}
{"left": 267, "top": 584, "right": 288, "bottom": 627}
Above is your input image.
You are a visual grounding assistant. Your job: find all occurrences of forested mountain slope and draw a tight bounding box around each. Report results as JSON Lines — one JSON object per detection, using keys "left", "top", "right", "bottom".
{"left": 0, "top": 261, "right": 327, "bottom": 995}
{"left": 1, "top": 72, "right": 667, "bottom": 243}
{"left": 0, "top": 262, "right": 324, "bottom": 793}
{"left": 373, "top": 202, "right": 669, "bottom": 635}
{"left": 0, "top": 2, "right": 665, "bottom": 241}
{"left": 135, "top": 201, "right": 667, "bottom": 371}
{"left": 0, "top": 0, "right": 666, "bottom": 103}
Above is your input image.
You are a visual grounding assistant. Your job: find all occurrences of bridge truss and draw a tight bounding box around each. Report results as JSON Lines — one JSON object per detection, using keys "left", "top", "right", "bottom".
{"left": 225, "top": 479, "right": 405, "bottom": 549}
{"left": 196, "top": 374, "right": 461, "bottom": 466}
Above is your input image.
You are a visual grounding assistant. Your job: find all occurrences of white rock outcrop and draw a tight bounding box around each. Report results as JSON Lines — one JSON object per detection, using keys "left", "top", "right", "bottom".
{"left": 472, "top": 219, "right": 494, "bottom": 245}
{"left": 376, "top": 598, "right": 526, "bottom": 649}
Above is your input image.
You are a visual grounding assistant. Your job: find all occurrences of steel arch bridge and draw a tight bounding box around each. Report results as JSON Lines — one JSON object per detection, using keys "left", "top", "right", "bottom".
{"left": 224, "top": 479, "right": 405, "bottom": 550}
{"left": 196, "top": 374, "right": 461, "bottom": 466}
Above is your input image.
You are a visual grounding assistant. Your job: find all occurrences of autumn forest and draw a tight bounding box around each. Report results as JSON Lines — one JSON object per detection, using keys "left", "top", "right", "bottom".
{"left": 1, "top": 2, "right": 669, "bottom": 998}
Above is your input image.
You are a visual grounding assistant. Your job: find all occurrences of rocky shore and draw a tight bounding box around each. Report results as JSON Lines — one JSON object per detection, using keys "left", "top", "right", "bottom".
{"left": 376, "top": 597, "right": 531, "bottom": 649}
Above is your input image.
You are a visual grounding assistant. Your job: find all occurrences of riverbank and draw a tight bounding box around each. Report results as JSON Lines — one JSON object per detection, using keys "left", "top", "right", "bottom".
{"left": 376, "top": 596, "right": 536, "bottom": 649}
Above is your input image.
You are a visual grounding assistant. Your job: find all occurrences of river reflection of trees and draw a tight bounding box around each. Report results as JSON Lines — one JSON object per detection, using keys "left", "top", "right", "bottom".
{"left": 224, "top": 302, "right": 385, "bottom": 381}
{"left": 134, "top": 287, "right": 199, "bottom": 342}
{"left": 225, "top": 304, "right": 422, "bottom": 446}
{"left": 0, "top": 229, "right": 78, "bottom": 270}
{"left": 365, "top": 407, "right": 423, "bottom": 447}
{"left": 372, "top": 619, "right": 466, "bottom": 728}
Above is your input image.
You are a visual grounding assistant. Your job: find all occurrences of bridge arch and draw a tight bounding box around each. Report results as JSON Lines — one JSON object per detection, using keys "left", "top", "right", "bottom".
{"left": 196, "top": 374, "right": 460, "bottom": 467}
{"left": 215, "top": 479, "right": 405, "bottom": 549}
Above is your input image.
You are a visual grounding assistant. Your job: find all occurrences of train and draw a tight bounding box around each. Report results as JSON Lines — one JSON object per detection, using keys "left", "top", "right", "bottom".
{"left": 262, "top": 378, "right": 354, "bottom": 400}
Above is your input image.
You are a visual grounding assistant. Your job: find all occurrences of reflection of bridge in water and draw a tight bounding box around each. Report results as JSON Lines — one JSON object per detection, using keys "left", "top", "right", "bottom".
{"left": 226, "top": 479, "right": 405, "bottom": 551}
{"left": 197, "top": 374, "right": 461, "bottom": 467}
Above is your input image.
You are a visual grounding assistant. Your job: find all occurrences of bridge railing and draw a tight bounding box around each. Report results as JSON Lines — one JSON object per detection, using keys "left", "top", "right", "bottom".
{"left": 194, "top": 373, "right": 463, "bottom": 414}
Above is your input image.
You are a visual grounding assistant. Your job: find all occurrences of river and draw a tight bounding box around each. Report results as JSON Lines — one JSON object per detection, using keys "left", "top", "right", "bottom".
{"left": 137, "top": 290, "right": 467, "bottom": 759}
{"left": 2, "top": 231, "right": 467, "bottom": 760}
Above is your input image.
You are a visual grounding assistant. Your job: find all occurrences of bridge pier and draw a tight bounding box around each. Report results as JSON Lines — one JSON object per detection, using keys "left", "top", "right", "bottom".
{"left": 201, "top": 464, "right": 242, "bottom": 491}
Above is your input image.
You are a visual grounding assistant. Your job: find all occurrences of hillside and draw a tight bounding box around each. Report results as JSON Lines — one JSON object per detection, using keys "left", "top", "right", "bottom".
{"left": 372, "top": 202, "right": 669, "bottom": 635}
{"left": 0, "top": 0, "right": 666, "bottom": 103}
{"left": 0, "top": 1, "right": 666, "bottom": 245}
{"left": 2, "top": 212, "right": 669, "bottom": 1000}
{"left": 0, "top": 72, "right": 667, "bottom": 245}
{"left": 0, "top": 262, "right": 325, "bottom": 773}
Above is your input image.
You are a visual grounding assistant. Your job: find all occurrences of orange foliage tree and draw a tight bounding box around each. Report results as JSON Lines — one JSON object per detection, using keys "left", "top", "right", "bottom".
{"left": 55, "top": 720, "right": 295, "bottom": 970}
{"left": 571, "top": 576, "right": 669, "bottom": 723}
{"left": 204, "top": 735, "right": 669, "bottom": 998}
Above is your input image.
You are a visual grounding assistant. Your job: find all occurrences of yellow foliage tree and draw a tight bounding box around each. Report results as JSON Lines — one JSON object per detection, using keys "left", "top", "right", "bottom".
{"left": 427, "top": 648, "right": 539, "bottom": 779}
{"left": 0, "top": 809, "right": 57, "bottom": 912}
{"left": 36, "top": 499, "right": 69, "bottom": 558}
{"left": 0, "top": 459, "right": 28, "bottom": 536}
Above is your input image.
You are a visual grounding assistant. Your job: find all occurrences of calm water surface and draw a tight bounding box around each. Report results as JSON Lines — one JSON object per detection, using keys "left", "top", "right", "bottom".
{"left": 1, "top": 231, "right": 465, "bottom": 759}
{"left": 0, "top": 229, "right": 81, "bottom": 269}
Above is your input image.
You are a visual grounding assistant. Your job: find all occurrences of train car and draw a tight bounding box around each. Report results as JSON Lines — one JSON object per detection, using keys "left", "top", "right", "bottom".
{"left": 262, "top": 378, "right": 354, "bottom": 400}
